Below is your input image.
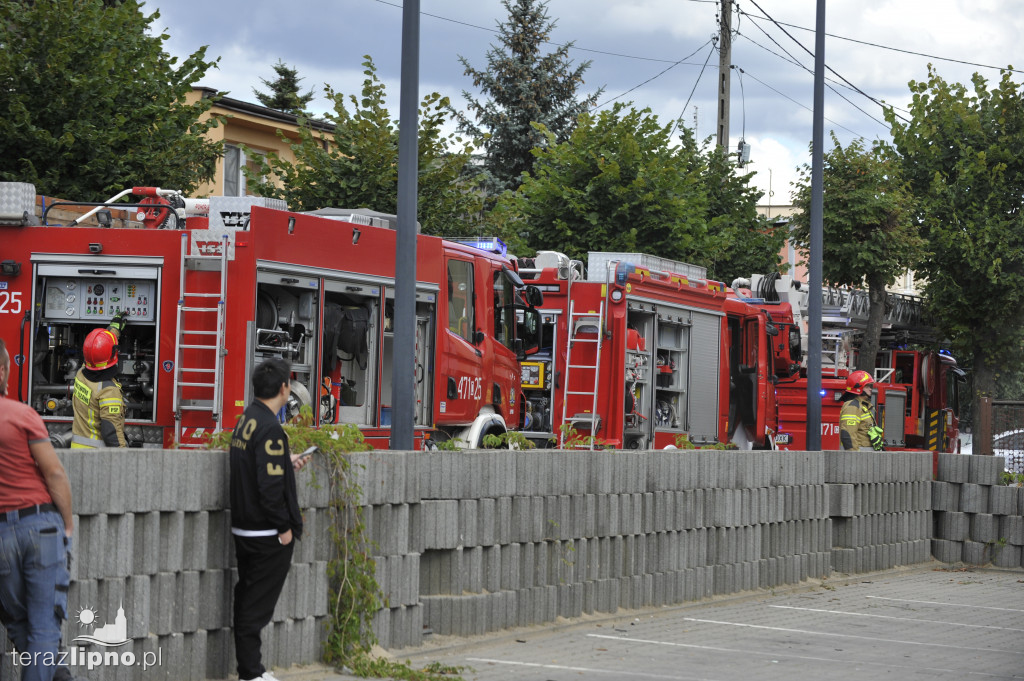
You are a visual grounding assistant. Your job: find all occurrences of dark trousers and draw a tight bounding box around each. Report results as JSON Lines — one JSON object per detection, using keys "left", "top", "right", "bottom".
{"left": 232, "top": 535, "right": 294, "bottom": 680}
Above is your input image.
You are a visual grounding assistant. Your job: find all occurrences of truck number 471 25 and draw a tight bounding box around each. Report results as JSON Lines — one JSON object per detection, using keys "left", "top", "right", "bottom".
{"left": 457, "top": 376, "right": 482, "bottom": 401}
{"left": 0, "top": 291, "right": 22, "bottom": 314}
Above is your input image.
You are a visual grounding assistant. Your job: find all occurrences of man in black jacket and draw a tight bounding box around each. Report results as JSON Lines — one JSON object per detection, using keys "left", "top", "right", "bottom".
{"left": 229, "top": 358, "right": 306, "bottom": 681}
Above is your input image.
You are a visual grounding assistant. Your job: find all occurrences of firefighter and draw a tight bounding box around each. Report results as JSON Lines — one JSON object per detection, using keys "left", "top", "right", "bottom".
{"left": 71, "top": 311, "right": 129, "bottom": 448}
{"left": 839, "top": 370, "right": 884, "bottom": 451}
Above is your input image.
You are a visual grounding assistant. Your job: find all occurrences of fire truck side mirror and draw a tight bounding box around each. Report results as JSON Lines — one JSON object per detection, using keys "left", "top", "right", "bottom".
{"left": 519, "top": 307, "right": 542, "bottom": 357}
{"left": 524, "top": 285, "right": 544, "bottom": 308}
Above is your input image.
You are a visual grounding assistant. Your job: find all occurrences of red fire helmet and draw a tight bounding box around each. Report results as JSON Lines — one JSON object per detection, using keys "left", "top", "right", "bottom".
{"left": 845, "top": 369, "right": 874, "bottom": 395}
{"left": 83, "top": 328, "right": 118, "bottom": 370}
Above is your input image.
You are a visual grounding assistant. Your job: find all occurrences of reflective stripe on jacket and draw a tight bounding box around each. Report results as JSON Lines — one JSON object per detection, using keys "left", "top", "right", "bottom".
{"left": 71, "top": 369, "right": 126, "bottom": 447}
{"left": 839, "top": 395, "right": 875, "bottom": 450}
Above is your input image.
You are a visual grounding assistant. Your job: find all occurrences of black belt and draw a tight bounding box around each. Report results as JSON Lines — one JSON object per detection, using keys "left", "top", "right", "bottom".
{"left": 0, "top": 503, "right": 58, "bottom": 522}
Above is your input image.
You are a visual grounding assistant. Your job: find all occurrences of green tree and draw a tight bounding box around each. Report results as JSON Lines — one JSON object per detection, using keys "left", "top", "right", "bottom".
{"left": 250, "top": 58, "right": 483, "bottom": 236}
{"left": 0, "top": 0, "right": 222, "bottom": 199}
{"left": 884, "top": 66, "right": 1024, "bottom": 419}
{"left": 688, "top": 136, "right": 788, "bottom": 283}
{"left": 495, "top": 104, "right": 783, "bottom": 280}
{"left": 790, "top": 133, "right": 923, "bottom": 372}
{"left": 453, "top": 0, "right": 603, "bottom": 199}
{"left": 497, "top": 104, "right": 708, "bottom": 263}
{"left": 253, "top": 59, "right": 315, "bottom": 115}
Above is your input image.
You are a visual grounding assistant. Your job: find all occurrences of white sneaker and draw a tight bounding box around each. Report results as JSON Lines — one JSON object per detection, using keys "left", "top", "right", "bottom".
{"left": 261, "top": 672, "right": 282, "bottom": 681}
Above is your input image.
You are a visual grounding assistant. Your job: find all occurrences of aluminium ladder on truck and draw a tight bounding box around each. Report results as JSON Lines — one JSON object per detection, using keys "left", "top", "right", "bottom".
{"left": 172, "top": 232, "right": 229, "bottom": 444}
{"left": 559, "top": 300, "right": 604, "bottom": 449}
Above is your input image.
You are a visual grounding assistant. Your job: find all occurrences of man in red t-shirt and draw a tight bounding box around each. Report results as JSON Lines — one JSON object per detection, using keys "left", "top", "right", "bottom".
{"left": 0, "top": 338, "right": 74, "bottom": 681}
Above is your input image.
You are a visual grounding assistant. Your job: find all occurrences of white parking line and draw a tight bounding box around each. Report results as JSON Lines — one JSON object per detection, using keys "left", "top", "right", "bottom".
{"left": 679, "top": 616, "right": 1024, "bottom": 655}
{"left": 464, "top": 658, "right": 721, "bottom": 680}
{"left": 769, "top": 604, "right": 1024, "bottom": 632}
{"left": 865, "top": 595, "right": 1024, "bottom": 612}
{"left": 586, "top": 633, "right": 1018, "bottom": 678}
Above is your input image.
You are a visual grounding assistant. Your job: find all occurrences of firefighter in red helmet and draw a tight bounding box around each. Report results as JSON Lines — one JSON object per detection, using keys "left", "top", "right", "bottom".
{"left": 71, "top": 311, "right": 130, "bottom": 448}
{"left": 839, "top": 369, "right": 884, "bottom": 451}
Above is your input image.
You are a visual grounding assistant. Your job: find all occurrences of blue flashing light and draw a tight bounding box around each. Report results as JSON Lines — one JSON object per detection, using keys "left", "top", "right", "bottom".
{"left": 451, "top": 236, "right": 508, "bottom": 257}
{"left": 615, "top": 262, "right": 636, "bottom": 285}
{"left": 819, "top": 389, "right": 827, "bottom": 397}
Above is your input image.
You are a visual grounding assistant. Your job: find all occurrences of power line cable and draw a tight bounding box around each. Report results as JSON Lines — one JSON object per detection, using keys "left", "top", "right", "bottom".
{"left": 736, "top": 65, "right": 746, "bottom": 139}
{"left": 371, "top": 0, "right": 703, "bottom": 64}
{"left": 669, "top": 40, "right": 718, "bottom": 138}
{"left": 738, "top": 29, "right": 912, "bottom": 118}
{"left": 737, "top": 26, "right": 889, "bottom": 129}
{"left": 738, "top": 68, "right": 864, "bottom": 138}
{"left": 593, "top": 39, "right": 715, "bottom": 111}
{"left": 740, "top": 12, "right": 1023, "bottom": 75}
{"left": 741, "top": 0, "right": 909, "bottom": 123}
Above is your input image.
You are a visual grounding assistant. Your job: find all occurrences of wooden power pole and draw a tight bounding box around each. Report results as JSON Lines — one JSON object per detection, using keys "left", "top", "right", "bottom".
{"left": 717, "top": 0, "right": 732, "bottom": 149}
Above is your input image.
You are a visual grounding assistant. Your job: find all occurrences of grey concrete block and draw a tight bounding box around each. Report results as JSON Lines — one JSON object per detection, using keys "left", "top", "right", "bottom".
{"left": 181, "top": 512, "right": 209, "bottom": 571}
{"left": 992, "top": 543, "right": 1022, "bottom": 569}
{"left": 419, "top": 500, "right": 459, "bottom": 550}
{"left": 969, "top": 513, "right": 1000, "bottom": 544}
{"left": 80, "top": 513, "right": 107, "bottom": 580}
{"left": 823, "top": 481, "right": 856, "bottom": 518}
{"left": 960, "top": 484, "right": 990, "bottom": 513}
{"left": 158, "top": 512, "right": 184, "bottom": 574}
{"left": 936, "top": 453, "right": 970, "bottom": 483}
{"left": 149, "top": 572, "right": 178, "bottom": 636}
{"left": 968, "top": 455, "right": 1003, "bottom": 486}
{"left": 962, "top": 540, "right": 992, "bottom": 565}
{"left": 1001, "top": 516, "right": 1024, "bottom": 546}
{"left": 931, "top": 481, "right": 960, "bottom": 512}
{"left": 989, "top": 486, "right": 1018, "bottom": 516}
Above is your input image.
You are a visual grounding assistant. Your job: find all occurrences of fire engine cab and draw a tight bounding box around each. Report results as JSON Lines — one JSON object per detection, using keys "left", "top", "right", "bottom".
{"left": 518, "top": 251, "right": 782, "bottom": 449}
{"left": 0, "top": 182, "right": 541, "bottom": 449}
{"left": 732, "top": 273, "right": 964, "bottom": 453}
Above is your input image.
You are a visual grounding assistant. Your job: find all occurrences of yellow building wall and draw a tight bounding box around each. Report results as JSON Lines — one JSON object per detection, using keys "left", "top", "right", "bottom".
{"left": 186, "top": 89, "right": 330, "bottom": 198}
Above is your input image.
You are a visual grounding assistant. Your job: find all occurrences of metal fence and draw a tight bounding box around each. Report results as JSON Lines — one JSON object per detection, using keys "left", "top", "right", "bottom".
{"left": 992, "top": 400, "right": 1024, "bottom": 474}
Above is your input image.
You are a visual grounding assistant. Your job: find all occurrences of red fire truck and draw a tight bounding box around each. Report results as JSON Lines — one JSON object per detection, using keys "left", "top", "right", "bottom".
{"left": 0, "top": 183, "right": 541, "bottom": 449}
{"left": 517, "top": 252, "right": 791, "bottom": 449}
{"left": 732, "top": 273, "right": 964, "bottom": 452}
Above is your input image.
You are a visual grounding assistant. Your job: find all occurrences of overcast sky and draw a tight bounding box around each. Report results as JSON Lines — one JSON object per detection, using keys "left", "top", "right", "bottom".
{"left": 153, "top": 0, "right": 1021, "bottom": 204}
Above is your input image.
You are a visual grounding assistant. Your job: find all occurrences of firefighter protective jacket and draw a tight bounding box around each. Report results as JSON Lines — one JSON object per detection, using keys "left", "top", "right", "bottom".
{"left": 71, "top": 368, "right": 127, "bottom": 448}
{"left": 839, "top": 394, "right": 876, "bottom": 450}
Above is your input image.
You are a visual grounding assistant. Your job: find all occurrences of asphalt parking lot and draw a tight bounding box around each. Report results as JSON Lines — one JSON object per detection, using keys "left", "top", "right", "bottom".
{"left": 296, "top": 564, "right": 1024, "bottom": 681}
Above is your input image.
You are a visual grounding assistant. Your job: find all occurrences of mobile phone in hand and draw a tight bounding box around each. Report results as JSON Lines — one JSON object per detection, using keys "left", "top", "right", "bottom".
{"left": 299, "top": 445, "right": 319, "bottom": 461}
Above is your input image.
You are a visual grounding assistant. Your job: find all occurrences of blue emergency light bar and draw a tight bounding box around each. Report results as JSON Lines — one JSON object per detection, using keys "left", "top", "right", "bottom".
{"left": 449, "top": 236, "right": 508, "bottom": 257}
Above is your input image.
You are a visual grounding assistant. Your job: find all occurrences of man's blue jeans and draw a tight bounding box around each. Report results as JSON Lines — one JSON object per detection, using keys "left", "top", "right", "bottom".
{"left": 0, "top": 509, "right": 70, "bottom": 681}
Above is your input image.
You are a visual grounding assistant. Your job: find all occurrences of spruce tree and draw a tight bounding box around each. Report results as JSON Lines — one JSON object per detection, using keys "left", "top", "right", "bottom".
{"left": 453, "top": 0, "right": 603, "bottom": 198}
{"left": 254, "top": 59, "right": 315, "bottom": 115}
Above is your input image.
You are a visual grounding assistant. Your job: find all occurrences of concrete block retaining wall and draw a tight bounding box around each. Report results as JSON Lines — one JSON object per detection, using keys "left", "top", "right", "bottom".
{"left": 932, "top": 453, "right": 1024, "bottom": 568}
{"left": 351, "top": 450, "right": 835, "bottom": 648}
{"left": 3, "top": 449, "right": 1022, "bottom": 681}
{"left": 824, "top": 451, "right": 933, "bottom": 573}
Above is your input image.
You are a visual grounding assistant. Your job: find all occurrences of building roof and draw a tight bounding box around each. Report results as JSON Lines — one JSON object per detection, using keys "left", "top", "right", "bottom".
{"left": 193, "top": 86, "right": 335, "bottom": 134}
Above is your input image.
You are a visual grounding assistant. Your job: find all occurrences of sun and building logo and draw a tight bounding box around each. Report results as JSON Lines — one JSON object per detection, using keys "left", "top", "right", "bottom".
{"left": 8, "top": 603, "right": 161, "bottom": 671}
{"left": 73, "top": 603, "right": 130, "bottom": 647}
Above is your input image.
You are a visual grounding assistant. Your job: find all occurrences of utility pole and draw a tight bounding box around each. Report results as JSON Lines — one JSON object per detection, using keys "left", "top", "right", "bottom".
{"left": 391, "top": 0, "right": 419, "bottom": 450}
{"left": 806, "top": 0, "right": 826, "bottom": 451}
{"left": 717, "top": 0, "right": 732, "bottom": 149}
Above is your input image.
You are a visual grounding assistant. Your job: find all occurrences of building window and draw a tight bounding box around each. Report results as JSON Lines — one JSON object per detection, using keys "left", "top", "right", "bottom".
{"left": 223, "top": 144, "right": 264, "bottom": 196}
